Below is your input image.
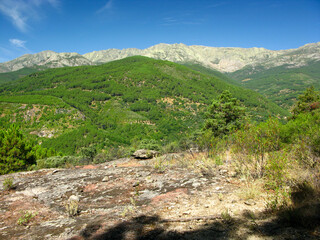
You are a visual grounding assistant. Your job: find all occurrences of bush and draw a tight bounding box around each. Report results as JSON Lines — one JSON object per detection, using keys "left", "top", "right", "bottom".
{"left": 138, "top": 139, "right": 161, "bottom": 151}
{"left": 3, "top": 177, "right": 14, "bottom": 191}
{"left": 80, "top": 146, "right": 97, "bottom": 162}
{"left": 35, "top": 156, "right": 81, "bottom": 169}
{"left": 105, "top": 146, "right": 133, "bottom": 161}
{"left": 93, "top": 153, "right": 107, "bottom": 164}
{"left": 231, "top": 118, "right": 282, "bottom": 178}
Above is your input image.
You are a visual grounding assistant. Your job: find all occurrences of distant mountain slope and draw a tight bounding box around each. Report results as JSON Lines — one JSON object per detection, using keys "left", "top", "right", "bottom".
{"left": 0, "top": 56, "right": 287, "bottom": 154}
{"left": 0, "top": 67, "right": 44, "bottom": 84}
{"left": 0, "top": 51, "right": 93, "bottom": 73}
{"left": 182, "top": 63, "right": 241, "bottom": 86}
{"left": 228, "top": 60, "right": 320, "bottom": 108}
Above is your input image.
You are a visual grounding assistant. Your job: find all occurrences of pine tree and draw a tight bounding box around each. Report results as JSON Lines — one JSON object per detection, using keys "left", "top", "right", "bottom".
{"left": 0, "top": 125, "right": 36, "bottom": 174}
{"left": 204, "top": 90, "right": 246, "bottom": 137}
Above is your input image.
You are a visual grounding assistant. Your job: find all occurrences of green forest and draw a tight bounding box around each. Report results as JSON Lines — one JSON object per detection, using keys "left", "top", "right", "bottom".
{"left": 0, "top": 56, "right": 287, "bottom": 157}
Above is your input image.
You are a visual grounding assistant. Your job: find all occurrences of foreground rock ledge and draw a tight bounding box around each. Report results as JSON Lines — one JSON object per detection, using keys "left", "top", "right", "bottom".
{"left": 0, "top": 154, "right": 318, "bottom": 240}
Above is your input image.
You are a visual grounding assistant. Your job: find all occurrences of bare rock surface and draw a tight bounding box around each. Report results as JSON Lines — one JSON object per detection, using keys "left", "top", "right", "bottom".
{"left": 0, "top": 154, "right": 319, "bottom": 240}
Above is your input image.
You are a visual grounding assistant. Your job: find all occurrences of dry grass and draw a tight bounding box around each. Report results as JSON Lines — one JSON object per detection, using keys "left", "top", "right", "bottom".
{"left": 237, "top": 180, "right": 264, "bottom": 201}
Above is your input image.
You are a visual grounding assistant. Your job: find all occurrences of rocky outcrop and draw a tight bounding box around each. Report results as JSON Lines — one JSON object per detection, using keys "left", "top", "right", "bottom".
{"left": 132, "top": 149, "right": 159, "bottom": 159}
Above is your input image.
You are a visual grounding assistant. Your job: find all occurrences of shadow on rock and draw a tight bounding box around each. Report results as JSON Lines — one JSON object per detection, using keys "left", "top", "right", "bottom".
{"left": 69, "top": 207, "right": 320, "bottom": 240}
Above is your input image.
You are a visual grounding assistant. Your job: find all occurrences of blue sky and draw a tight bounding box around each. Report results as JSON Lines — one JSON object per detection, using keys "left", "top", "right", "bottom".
{"left": 0, "top": 0, "right": 319, "bottom": 62}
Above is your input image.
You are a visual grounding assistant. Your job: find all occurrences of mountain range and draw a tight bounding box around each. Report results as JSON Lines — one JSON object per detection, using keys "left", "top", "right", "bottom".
{"left": 1, "top": 42, "right": 319, "bottom": 74}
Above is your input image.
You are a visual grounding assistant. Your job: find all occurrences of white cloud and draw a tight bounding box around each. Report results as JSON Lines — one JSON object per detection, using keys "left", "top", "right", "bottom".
{"left": 10, "top": 38, "right": 27, "bottom": 49}
{"left": 97, "top": 0, "right": 113, "bottom": 14}
{"left": 0, "top": 0, "right": 60, "bottom": 32}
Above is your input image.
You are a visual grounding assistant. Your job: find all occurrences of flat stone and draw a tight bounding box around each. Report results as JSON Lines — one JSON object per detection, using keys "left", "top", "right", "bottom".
{"left": 244, "top": 199, "right": 256, "bottom": 206}
{"left": 192, "top": 182, "right": 201, "bottom": 188}
{"left": 138, "top": 190, "right": 159, "bottom": 201}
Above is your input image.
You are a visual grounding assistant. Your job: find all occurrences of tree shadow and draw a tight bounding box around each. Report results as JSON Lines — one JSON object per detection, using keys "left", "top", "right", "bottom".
{"left": 70, "top": 206, "right": 320, "bottom": 240}
{"left": 69, "top": 183, "right": 320, "bottom": 240}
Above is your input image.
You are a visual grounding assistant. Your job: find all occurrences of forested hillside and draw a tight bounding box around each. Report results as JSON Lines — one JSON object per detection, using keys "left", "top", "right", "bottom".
{"left": 0, "top": 56, "right": 287, "bottom": 155}
{"left": 228, "top": 60, "right": 320, "bottom": 108}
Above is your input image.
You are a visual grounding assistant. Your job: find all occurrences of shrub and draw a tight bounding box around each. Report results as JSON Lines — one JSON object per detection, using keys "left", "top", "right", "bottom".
{"left": 138, "top": 139, "right": 161, "bottom": 151}
{"left": 17, "top": 211, "right": 37, "bottom": 225}
{"left": 3, "top": 177, "right": 14, "bottom": 191}
{"left": 265, "top": 150, "right": 289, "bottom": 190}
{"left": 105, "top": 146, "right": 133, "bottom": 161}
{"left": 80, "top": 146, "right": 97, "bottom": 162}
{"left": 65, "top": 200, "right": 79, "bottom": 217}
{"left": 162, "top": 141, "right": 179, "bottom": 153}
{"left": 93, "top": 152, "right": 107, "bottom": 164}
{"left": 231, "top": 118, "right": 282, "bottom": 178}
{"left": 35, "top": 155, "right": 81, "bottom": 169}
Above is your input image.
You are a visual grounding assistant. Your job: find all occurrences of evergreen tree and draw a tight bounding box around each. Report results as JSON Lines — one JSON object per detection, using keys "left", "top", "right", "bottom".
{"left": 0, "top": 125, "right": 36, "bottom": 174}
{"left": 204, "top": 90, "right": 246, "bottom": 137}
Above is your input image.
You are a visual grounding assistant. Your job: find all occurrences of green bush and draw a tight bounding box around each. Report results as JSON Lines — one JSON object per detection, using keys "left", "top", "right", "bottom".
{"left": 265, "top": 150, "right": 289, "bottom": 190}
{"left": 80, "top": 146, "right": 97, "bottom": 162}
{"left": 231, "top": 118, "right": 282, "bottom": 178}
{"left": 138, "top": 139, "right": 161, "bottom": 151}
{"left": 105, "top": 146, "right": 133, "bottom": 161}
{"left": 162, "top": 141, "right": 180, "bottom": 153}
{"left": 3, "top": 177, "right": 14, "bottom": 191}
{"left": 35, "top": 156, "right": 81, "bottom": 169}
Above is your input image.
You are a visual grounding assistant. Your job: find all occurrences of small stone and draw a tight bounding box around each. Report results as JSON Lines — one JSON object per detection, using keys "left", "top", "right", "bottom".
{"left": 244, "top": 199, "right": 256, "bottom": 206}
{"left": 69, "top": 195, "right": 79, "bottom": 202}
{"left": 102, "top": 176, "right": 109, "bottom": 182}
{"left": 192, "top": 182, "right": 201, "bottom": 188}
{"left": 52, "top": 169, "right": 59, "bottom": 174}
{"left": 133, "top": 182, "right": 139, "bottom": 187}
